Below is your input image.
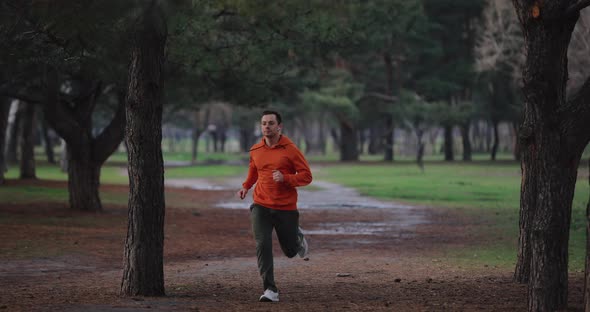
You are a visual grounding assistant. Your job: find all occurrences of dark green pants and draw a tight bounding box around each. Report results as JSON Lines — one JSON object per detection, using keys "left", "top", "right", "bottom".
{"left": 250, "top": 203, "right": 301, "bottom": 292}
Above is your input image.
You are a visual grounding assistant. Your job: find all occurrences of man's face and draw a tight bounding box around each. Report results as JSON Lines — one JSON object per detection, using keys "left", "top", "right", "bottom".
{"left": 261, "top": 114, "right": 281, "bottom": 138}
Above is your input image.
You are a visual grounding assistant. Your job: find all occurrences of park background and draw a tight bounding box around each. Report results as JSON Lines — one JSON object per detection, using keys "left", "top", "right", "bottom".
{"left": 2, "top": 0, "right": 590, "bottom": 311}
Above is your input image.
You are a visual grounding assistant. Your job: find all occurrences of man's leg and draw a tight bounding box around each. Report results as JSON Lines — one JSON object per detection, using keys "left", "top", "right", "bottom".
{"left": 274, "top": 209, "right": 303, "bottom": 258}
{"left": 250, "top": 204, "right": 277, "bottom": 292}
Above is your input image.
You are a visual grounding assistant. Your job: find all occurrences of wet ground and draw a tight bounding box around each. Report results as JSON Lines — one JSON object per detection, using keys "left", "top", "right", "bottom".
{"left": 0, "top": 176, "right": 586, "bottom": 311}
{"left": 166, "top": 176, "right": 426, "bottom": 237}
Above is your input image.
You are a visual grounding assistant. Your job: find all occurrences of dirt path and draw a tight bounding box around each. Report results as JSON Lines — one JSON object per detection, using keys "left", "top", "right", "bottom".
{"left": 0, "top": 178, "right": 585, "bottom": 311}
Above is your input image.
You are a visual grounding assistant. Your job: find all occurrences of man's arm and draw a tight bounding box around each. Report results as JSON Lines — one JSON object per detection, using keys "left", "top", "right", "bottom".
{"left": 238, "top": 156, "right": 258, "bottom": 199}
{"left": 282, "top": 147, "right": 312, "bottom": 187}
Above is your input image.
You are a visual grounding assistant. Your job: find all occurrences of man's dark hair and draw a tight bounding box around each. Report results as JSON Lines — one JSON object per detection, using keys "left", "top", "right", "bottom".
{"left": 262, "top": 110, "right": 282, "bottom": 124}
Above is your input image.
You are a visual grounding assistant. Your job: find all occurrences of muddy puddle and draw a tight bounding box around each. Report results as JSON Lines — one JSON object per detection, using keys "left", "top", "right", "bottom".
{"left": 166, "top": 178, "right": 428, "bottom": 237}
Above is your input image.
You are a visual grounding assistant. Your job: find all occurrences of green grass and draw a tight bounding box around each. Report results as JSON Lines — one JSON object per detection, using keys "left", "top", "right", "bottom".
{"left": 4, "top": 165, "right": 128, "bottom": 184}
{"left": 316, "top": 161, "right": 590, "bottom": 270}
{"left": 307, "top": 151, "right": 517, "bottom": 163}
{"left": 315, "top": 161, "right": 522, "bottom": 209}
{"left": 4, "top": 163, "right": 246, "bottom": 183}
{"left": 0, "top": 185, "right": 129, "bottom": 206}
{"left": 106, "top": 151, "right": 246, "bottom": 164}
{"left": 164, "top": 165, "right": 246, "bottom": 179}
{"left": 1, "top": 163, "right": 245, "bottom": 209}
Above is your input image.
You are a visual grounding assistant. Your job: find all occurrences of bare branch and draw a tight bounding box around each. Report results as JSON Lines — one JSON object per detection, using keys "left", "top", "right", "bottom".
{"left": 567, "top": 9, "right": 590, "bottom": 95}
{"left": 474, "top": 0, "right": 524, "bottom": 83}
{"left": 566, "top": 0, "right": 590, "bottom": 16}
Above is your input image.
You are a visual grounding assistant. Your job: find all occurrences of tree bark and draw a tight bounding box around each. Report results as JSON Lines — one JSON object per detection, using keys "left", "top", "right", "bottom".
{"left": 121, "top": 1, "right": 167, "bottom": 297}
{"left": 526, "top": 143, "right": 578, "bottom": 311}
{"left": 514, "top": 125, "right": 535, "bottom": 285}
{"left": 67, "top": 141, "right": 101, "bottom": 211}
{"left": 0, "top": 99, "right": 10, "bottom": 183}
{"left": 416, "top": 128, "right": 425, "bottom": 172}
{"left": 368, "top": 125, "right": 381, "bottom": 155}
{"left": 443, "top": 125, "right": 454, "bottom": 161}
{"left": 511, "top": 2, "right": 587, "bottom": 310}
{"left": 239, "top": 126, "right": 253, "bottom": 153}
{"left": 512, "top": 121, "right": 521, "bottom": 161}
{"left": 383, "top": 53, "right": 395, "bottom": 161}
{"left": 472, "top": 121, "right": 483, "bottom": 153}
{"left": 339, "top": 121, "right": 358, "bottom": 161}
{"left": 585, "top": 158, "right": 590, "bottom": 311}
{"left": 219, "top": 126, "right": 227, "bottom": 153}
{"left": 485, "top": 121, "right": 492, "bottom": 152}
{"left": 19, "top": 102, "right": 36, "bottom": 179}
{"left": 383, "top": 114, "right": 394, "bottom": 161}
{"left": 460, "top": 122, "right": 472, "bottom": 161}
{"left": 491, "top": 119, "right": 499, "bottom": 161}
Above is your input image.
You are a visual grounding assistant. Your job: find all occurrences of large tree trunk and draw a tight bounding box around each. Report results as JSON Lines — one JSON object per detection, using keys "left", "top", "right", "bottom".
{"left": 44, "top": 68, "right": 125, "bottom": 212}
{"left": 219, "top": 127, "right": 227, "bottom": 152}
{"left": 416, "top": 128, "right": 425, "bottom": 172}
{"left": 460, "top": 122, "right": 472, "bottom": 161}
{"left": 19, "top": 102, "right": 36, "bottom": 179}
{"left": 512, "top": 2, "right": 586, "bottom": 310}
{"left": 490, "top": 119, "right": 499, "bottom": 161}
{"left": 585, "top": 158, "right": 590, "bottom": 311}
{"left": 485, "top": 121, "right": 493, "bottom": 152}
{"left": 339, "top": 121, "right": 358, "bottom": 161}
{"left": 239, "top": 128, "right": 249, "bottom": 153}
{"left": 524, "top": 139, "right": 579, "bottom": 311}
{"left": 67, "top": 142, "right": 101, "bottom": 211}
{"left": 443, "top": 125, "right": 454, "bottom": 161}
{"left": 383, "top": 114, "right": 394, "bottom": 161}
{"left": 299, "top": 118, "right": 312, "bottom": 154}
{"left": 0, "top": 99, "right": 10, "bottom": 183}
{"left": 512, "top": 121, "right": 521, "bottom": 161}
{"left": 121, "top": 2, "right": 167, "bottom": 297}
{"left": 368, "top": 125, "right": 381, "bottom": 155}
{"left": 383, "top": 53, "right": 395, "bottom": 162}
{"left": 472, "top": 121, "right": 483, "bottom": 153}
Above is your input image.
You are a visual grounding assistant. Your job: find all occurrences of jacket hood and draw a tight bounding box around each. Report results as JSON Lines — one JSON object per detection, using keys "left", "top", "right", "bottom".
{"left": 250, "top": 135, "right": 294, "bottom": 151}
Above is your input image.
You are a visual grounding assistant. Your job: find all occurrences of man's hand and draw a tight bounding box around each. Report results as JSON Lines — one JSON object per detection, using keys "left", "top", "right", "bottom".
{"left": 272, "top": 170, "right": 284, "bottom": 182}
{"left": 238, "top": 188, "right": 249, "bottom": 200}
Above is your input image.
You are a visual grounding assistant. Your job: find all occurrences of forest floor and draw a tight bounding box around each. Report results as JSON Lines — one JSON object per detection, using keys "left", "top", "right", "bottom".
{"left": 0, "top": 178, "right": 585, "bottom": 311}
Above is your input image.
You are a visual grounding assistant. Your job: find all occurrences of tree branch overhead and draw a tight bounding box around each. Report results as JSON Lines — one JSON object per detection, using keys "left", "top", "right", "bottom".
{"left": 567, "top": 0, "right": 590, "bottom": 16}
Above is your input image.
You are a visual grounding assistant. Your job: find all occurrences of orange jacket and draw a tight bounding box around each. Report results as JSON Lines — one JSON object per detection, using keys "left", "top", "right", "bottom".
{"left": 242, "top": 135, "right": 312, "bottom": 210}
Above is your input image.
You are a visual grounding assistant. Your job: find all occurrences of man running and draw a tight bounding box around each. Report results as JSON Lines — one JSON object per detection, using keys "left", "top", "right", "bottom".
{"left": 237, "top": 110, "right": 312, "bottom": 302}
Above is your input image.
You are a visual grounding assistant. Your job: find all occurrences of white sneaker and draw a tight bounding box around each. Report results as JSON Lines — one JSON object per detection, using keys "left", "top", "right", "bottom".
{"left": 259, "top": 289, "right": 279, "bottom": 302}
{"left": 297, "top": 227, "right": 309, "bottom": 260}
